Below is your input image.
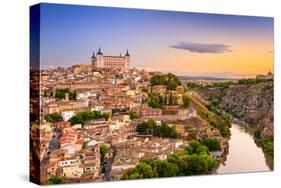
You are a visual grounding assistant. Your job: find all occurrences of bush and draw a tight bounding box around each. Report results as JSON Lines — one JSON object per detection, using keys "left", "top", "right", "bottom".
{"left": 47, "top": 177, "right": 64, "bottom": 184}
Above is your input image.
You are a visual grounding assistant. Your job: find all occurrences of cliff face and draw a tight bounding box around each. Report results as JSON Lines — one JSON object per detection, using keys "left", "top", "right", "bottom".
{"left": 192, "top": 80, "right": 274, "bottom": 170}
{"left": 194, "top": 81, "right": 274, "bottom": 137}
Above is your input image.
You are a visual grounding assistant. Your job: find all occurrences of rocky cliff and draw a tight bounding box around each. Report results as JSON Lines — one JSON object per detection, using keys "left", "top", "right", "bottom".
{"left": 222, "top": 82, "right": 273, "bottom": 136}
{"left": 194, "top": 81, "right": 274, "bottom": 137}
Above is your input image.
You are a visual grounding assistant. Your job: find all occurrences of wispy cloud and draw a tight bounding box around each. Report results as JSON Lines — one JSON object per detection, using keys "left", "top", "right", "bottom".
{"left": 169, "top": 41, "right": 232, "bottom": 54}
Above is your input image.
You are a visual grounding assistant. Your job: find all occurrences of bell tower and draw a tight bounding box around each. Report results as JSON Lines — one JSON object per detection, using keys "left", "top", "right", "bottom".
{"left": 125, "top": 49, "right": 130, "bottom": 69}
{"left": 95, "top": 47, "right": 104, "bottom": 68}
{"left": 91, "top": 51, "right": 96, "bottom": 66}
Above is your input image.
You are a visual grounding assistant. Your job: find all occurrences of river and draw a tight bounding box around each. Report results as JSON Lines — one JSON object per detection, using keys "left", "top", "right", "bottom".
{"left": 217, "top": 123, "right": 270, "bottom": 174}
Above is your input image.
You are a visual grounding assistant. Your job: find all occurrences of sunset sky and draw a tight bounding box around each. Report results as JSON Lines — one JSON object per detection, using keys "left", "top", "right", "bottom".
{"left": 39, "top": 3, "right": 274, "bottom": 78}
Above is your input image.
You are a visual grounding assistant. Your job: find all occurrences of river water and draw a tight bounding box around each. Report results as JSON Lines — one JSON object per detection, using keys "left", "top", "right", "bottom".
{"left": 217, "top": 123, "right": 269, "bottom": 174}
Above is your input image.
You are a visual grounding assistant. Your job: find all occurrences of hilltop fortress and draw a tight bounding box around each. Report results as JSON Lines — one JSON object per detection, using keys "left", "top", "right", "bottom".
{"left": 91, "top": 48, "right": 131, "bottom": 69}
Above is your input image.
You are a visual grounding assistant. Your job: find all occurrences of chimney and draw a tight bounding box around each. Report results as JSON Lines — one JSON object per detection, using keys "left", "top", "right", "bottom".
{"left": 65, "top": 92, "right": 69, "bottom": 101}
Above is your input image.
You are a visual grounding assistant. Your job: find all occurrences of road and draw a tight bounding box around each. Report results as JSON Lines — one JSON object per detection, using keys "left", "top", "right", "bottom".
{"left": 104, "top": 148, "right": 117, "bottom": 181}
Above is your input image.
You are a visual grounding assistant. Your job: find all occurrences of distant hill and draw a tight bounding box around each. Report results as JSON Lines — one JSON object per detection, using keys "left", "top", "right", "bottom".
{"left": 179, "top": 75, "right": 233, "bottom": 81}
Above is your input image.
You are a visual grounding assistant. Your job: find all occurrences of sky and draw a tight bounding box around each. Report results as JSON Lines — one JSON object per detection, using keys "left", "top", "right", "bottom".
{"left": 38, "top": 3, "right": 274, "bottom": 78}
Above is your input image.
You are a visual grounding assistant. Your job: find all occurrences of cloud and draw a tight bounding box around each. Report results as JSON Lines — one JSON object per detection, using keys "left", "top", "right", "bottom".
{"left": 169, "top": 41, "right": 232, "bottom": 54}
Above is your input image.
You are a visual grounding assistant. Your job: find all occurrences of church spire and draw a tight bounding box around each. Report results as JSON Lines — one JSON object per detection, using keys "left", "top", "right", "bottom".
{"left": 125, "top": 49, "right": 130, "bottom": 57}
{"left": 97, "top": 47, "right": 103, "bottom": 55}
{"left": 91, "top": 51, "right": 96, "bottom": 59}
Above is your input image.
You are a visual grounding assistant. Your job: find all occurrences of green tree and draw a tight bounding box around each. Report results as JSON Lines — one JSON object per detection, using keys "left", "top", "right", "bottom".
{"left": 158, "top": 95, "right": 164, "bottom": 105}
{"left": 167, "top": 154, "right": 188, "bottom": 173}
{"left": 182, "top": 95, "right": 191, "bottom": 108}
{"left": 167, "top": 80, "right": 178, "bottom": 91}
{"left": 122, "top": 168, "right": 142, "bottom": 179}
{"left": 167, "top": 73, "right": 182, "bottom": 87}
{"left": 94, "top": 111, "right": 101, "bottom": 119}
{"left": 129, "top": 111, "right": 139, "bottom": 120}
{"left": 54, "top": 88, "right": 77, "bottom": 100}
{"left": 207, "top": 120, "right": 230, "bottom": 139}
{"left": 254, "top": 129, "right": 262, "bottom": 139}
{"left": 185, "top": 140, "right": 202, "bottom": 154}
{"left": 148, "top": 99, "right": 161, "bottom": 108}
{"left": 146, "top": 119, "right": 157, "bottom": 126}
{"left": 151, "top": 74, "right": 166, "bottom": 86}
{"left": 204, "top": 154, "right": 218, "bottom": 171}
{"left": 160, "top": 124, "right": 177, "bottom": 138}
{"left": 220, "top": 126, "right": 231, "bottom": 138}
{"left": 195, "top": 145, "right": 209, "bottom": 154}
{"left": 137, "top": 120, "right": 177, "bottom": 138}
{"left": 100, "top": 144, "right": 109, "bottom": 156}
{"left": 260, "top": 137, "right": 274, "bottom": 157}
{"left": 202, "top": 138, "right": 221, "bottom": 151}
{"left": 123, "top": 163, "right": 154, "bottom": 179}
{"left": 186, "top": 82, "right": 199, "bottom": 88}
{"left": 69, "top": 91, "right": 77, "bottom": 100}
{"left": 123, "top": 140, "right": 218, "bottom": 179}
{"left": 44, "top": 113, "right": 63, "bottom": 123}
{"left": 169, "top": 92, "right": 173, "bottom": 105}
{"left": 68, "top": 115, "right": 83, "bottom": 125}
{"left": 78, "top": 110, "right": 95, "bottom": 122}
{"left": 150, "top": 73, "right": 181, "bottom": 90}
{"left": 136, "top": 163, "right": 154, "bottom": 178}
{"left": 155, "top": 160, "right": 179, "bottom": 177}
{"left": 55, "top": 88, "right": 68, "bottom": 99}
{"left": 164, "top": 93, "right": 168, "bottom": 105}
{"left": 186, "top": 154, "right": 208, "bottom": 175}
{"left": 101, "top": 112, "right": 110, "bottom": 121}
{"left": 137, "top": 122, "right": 154, "bottom": 135}
{"left": 47, "top": 177, "right": 64, "bottom": 184}
{"left": 68, "top": 110, "right": 107, "bottom": 125}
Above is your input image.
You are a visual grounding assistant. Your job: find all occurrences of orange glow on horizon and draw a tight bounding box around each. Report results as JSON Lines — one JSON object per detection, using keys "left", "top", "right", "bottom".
{"left": 138, "top": 38, "right": 274, "bottom": 77}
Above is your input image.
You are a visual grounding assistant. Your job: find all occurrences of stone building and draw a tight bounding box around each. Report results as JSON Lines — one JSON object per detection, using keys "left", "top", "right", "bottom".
{"left": 92, "top": 48, "right": 130, "bottom": 69}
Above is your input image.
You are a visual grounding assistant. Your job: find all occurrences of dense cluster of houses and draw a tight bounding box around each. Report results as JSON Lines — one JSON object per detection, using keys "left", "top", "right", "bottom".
{"left": 30, "top": 66, "right": 225, "bottom": 184}
{"left": 110, "top": 137, "right": 185, "bottom": 180}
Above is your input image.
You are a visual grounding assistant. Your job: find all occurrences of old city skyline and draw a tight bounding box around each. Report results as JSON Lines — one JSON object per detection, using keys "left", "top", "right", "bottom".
{"left": 37, "top": 3, "right": 274, "bottom": 78}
